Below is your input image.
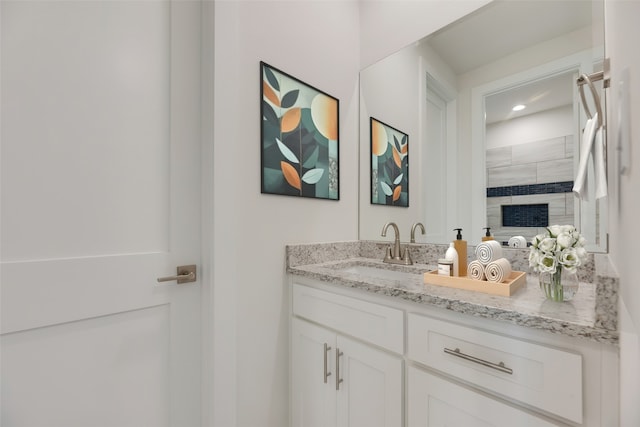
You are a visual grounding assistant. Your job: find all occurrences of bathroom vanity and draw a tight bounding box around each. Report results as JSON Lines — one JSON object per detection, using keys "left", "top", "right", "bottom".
{"left": 287, "top": 241, "right": 619, "bottom": 427}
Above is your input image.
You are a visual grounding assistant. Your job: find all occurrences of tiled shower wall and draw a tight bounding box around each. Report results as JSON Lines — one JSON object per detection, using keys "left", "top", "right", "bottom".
{"left": 486, "top": 135, "right": 574, "bottom": 244}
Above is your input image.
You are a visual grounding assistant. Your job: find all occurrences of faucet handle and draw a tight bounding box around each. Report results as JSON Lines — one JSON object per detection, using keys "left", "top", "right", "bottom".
{"left": 402, "top": 247, "right": 413, "bottom": 265}
{"left": 384, "top": 245, "right": 393, "bottom": 261}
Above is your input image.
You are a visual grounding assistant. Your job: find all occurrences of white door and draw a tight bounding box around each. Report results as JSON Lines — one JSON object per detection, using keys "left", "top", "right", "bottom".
{"left": 291, "top": 318, "right": 337, "bottom": 427}
{"left": 424, "top": 78, "right": 453, "bottom": 245}
{"left": 1, "top": 1, "right": 202, "bottom": 426}
{"left": 336, "top": 336, "right": 402, "bottom": 427}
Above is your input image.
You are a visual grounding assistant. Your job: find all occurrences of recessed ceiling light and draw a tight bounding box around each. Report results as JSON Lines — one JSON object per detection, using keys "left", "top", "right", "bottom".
{"left": 512, "top": 104, "right": 526, "bottom": 112}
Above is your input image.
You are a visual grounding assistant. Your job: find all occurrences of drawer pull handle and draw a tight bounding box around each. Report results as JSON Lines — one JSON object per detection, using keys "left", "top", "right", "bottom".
{"left": 323, "top": 343, "right": 332, "bottom": 383}
{"left": 444, "top": 347, "right": 513, "bottom": 375}
{"left": 336, "top": 348, "right": 344, "bottom": 390}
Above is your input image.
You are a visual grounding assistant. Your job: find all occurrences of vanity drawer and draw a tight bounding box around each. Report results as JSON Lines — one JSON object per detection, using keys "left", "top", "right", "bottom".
{"left": 292, "top": 283, "right": 403, "bottom": 354}
{"left": 407, "top": 313, "right": 582, "bottom": 423}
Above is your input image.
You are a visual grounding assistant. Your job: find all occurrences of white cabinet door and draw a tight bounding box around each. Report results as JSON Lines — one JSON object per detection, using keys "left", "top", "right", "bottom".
{"left": 292, "top": 318, "right": 403, "bottom": 427}
{"left": 336, "top": 336, "right": 403, "bottom": 427}
{"left": 407, "top": 366, "right": 562, "bottom": 427}
{"left": 292, "top": 318, "right": 337, "bottom": 427}
{"left": 1, "top": 1, "right": 202, "bottom": 426}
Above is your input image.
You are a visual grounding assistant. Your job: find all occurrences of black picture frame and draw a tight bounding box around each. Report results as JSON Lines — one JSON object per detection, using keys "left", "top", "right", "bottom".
{"left": 260, "top": 62, "right": 339, "bottom": 200}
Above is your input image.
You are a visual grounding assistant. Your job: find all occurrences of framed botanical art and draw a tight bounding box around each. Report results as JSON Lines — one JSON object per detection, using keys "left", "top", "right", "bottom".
{"left": 260, "top": 61, "right": 339, "bottom": 200}
{"left": 370, "top": 117, "right": 409, "bottom": 207}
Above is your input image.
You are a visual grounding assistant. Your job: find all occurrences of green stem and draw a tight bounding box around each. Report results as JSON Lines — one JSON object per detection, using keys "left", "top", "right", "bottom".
{"left": 551, "top": 267, "right": 563, "bottom": 301}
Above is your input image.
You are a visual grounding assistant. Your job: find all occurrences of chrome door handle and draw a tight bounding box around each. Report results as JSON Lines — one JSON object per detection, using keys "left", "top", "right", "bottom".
{"left": 444, "top": 347, "right": 513, "bottom": 375}
{"left": 157, "top": 265, "right": 197, "bottom": 284}
{"left": 335, "top": 348, "right": 344, "bottom": 390}
{"left": 323, "top": 343, "right": 332, "bottom": 383}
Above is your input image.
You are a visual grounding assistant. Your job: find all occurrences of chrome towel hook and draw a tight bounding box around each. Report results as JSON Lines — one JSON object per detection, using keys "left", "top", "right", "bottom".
{"left": 578, "top": 72, "right": 603, "bottom": 128}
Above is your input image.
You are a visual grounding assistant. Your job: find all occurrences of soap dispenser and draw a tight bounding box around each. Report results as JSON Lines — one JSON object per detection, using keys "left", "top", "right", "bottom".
{"left": 453, "top": 228, "right": 468, "bottom": 277}
{"left": 445, "top": 243, "right": 459, "bottom": 276}
{"left": 482, "top": 227, "right": 494, "bottom": 241}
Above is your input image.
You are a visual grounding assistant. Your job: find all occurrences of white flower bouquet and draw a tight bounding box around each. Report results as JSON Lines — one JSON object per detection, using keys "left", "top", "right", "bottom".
{"left": 529, "top": 225, "right": 587, "bottom": 274}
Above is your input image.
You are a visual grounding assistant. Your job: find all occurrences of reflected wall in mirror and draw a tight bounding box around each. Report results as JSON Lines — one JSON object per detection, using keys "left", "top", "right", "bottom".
{"left": 485, "top": 72, "right": 576, "bottom": 244}
{"left": 359, "top": 0, "right": 607, "bottom": 252}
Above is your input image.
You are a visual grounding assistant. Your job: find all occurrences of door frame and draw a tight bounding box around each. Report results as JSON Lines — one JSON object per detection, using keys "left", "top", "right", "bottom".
{"left": 199, "top": 2, "right": 217, "bottom": 426}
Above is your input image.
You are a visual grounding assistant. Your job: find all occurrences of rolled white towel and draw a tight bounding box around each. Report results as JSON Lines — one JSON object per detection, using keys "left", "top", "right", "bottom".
{"left": 468, "top": 260, "right": 486, "bottom": 281}
{"left": 485, "top": 258, "right": 512, "bottom": 283}
{"left": 475, "top": 240, "right": 503, "bottom": 265}
{"left": 508, "top": 236, "right": 527, "bottom": 248}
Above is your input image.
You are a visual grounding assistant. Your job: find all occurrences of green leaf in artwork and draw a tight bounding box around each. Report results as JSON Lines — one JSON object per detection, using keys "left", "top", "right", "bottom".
{"left": 393, "top": 173, "right": 403, "bottom": 185}
{"left": 281, "top": 90, "right": 299, "bottom": 109}
{"left": 303, "top": 146, "right": 319, "bottom": 168}
{"left": 301, "top": 130, "right": 316, "bottom": 145}
{"left": 276, "top": 138, "right": 300, "bottom": 164}
{"left": 302, "top": 168, "right": 324, "bottom": 184}
{"left": 263, "top": 167, "right": 284, "bottom": 191}
{"left": 262, "top": 101, "right": 279, "bottom": 126}
{"left": 380, "top": 181, "right": 393, "bottom": 196}
{"left": 384, "top": 163, "right": 393, "bottom": 182}
{"left": 394, "top": 135, "right": 402, "bottom": 153}
{"left": 264, "top": 66, "right": 280, "bottom": 91}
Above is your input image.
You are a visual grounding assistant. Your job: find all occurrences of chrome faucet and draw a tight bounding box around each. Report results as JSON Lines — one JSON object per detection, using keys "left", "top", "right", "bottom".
{"left": 381, "top": 222, "right": 412, "bottom": 265}
{"left": 410, "top": 222, "right": 426, "bottom": 243}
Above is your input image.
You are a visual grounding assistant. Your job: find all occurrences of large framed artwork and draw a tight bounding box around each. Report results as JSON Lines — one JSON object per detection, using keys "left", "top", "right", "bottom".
{"left": 260, "top": 61, "right": 339, "bottom": 200}
{"left": 370, "top": 117, "right": 409, "bottom": 207}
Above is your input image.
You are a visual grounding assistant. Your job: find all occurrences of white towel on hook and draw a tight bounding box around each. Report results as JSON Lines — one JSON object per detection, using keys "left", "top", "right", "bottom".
{"left": 573, "top": 114, "right": 598, "bottom": 200}
{"left": 594, "top": 125, "right": 608, "bottom": 200}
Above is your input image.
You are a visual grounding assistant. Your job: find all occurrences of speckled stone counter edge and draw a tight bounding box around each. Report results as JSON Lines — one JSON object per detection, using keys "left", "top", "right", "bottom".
{"left": 286, "top": 240, "right": 618, "bottom": 345}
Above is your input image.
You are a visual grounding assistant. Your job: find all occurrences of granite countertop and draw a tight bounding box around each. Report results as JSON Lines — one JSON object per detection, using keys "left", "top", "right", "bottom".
{"left": 286, "top": 241, "right": 619, "bottom": 346}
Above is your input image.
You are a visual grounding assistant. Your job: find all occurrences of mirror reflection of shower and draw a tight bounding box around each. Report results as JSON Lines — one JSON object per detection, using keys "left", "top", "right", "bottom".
{"left": 484, "top": 70, "right": 576, "bottom": 245}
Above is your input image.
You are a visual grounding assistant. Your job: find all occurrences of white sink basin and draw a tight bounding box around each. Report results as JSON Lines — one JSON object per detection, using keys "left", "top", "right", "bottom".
{"left": 339, "top": 265, "right": 421, "bottom": 281}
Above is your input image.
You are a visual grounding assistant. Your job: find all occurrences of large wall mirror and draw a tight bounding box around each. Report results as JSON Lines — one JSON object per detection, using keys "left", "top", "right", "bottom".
{"left": 359, "top": 0, "right": 607, "bottom": 252}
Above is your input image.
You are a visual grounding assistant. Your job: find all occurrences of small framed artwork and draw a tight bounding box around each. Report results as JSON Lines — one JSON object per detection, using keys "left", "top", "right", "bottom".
{"left": 260, "top": 61, "right": 339, "bottom": 200}
{"left": 370, "top": 117, "right": 409, "bottom": 207}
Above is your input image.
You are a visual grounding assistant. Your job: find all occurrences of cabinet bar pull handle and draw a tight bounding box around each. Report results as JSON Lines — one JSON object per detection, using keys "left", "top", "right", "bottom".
{"left": 444, "top": 347, "right": 513, "bottom": 375}
{"left": 335, "top": 348, "right": 344, "bottom": 390}
{"left": 323, "top": 343, "right": 332, "bottom": 383}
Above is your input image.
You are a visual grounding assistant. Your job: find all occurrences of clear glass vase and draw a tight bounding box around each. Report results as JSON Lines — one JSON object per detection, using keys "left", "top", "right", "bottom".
{"left": 539, "top": 267, "right": 579, "bottom": 302}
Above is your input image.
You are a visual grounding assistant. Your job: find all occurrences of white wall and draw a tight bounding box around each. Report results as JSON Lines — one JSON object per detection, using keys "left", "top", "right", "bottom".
{"left": 209, "top": 1, "right": 640, "bottom": 425}
{"left": 486, "top": 106, "right": 573, "bottom": 149}
{"left": 604, "top": 1, "right": 640, "bottom": 425}
{"left": 211, "top": 2, "right": 360, "bottom": 426}
{"left": 359, "top": 0, "right": 491, "bottom": 68}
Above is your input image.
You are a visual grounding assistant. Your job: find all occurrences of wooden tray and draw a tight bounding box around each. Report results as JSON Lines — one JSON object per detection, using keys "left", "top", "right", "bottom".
{"left": 423, "top": 270, "right": 526, "bottom": 296}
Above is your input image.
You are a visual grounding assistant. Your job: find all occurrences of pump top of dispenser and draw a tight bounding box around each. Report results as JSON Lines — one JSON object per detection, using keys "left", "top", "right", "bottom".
{"left": 482, "top": 227, "right": 494, "bottom": 241}
{"left": 453, "top": 228, "right": 463, "bottom": 240}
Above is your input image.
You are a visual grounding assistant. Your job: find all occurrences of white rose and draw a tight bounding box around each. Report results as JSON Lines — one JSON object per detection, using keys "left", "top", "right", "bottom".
{"left": 538, "top": 237, "right": 556, "bottom": 253}
{"left": 547, "top": 225, "right": 563, "bottom": 237}
{"left": 556, "top": 232, "right": 574, "bottom": 249}
{"left": 576, "top": 247, "right": 588, "bottom": 263}
{"left": 559, "top": 248, "right": 581, "bottom": 272}
{"left": 539, "top": 254, "right": 557, "bottom": 273}
{"left": 529, "top": 250, "right": 541, "bottom": 270}
{"left": 532, "top": 233, "right": 547, "bottom": 247}
{"left": 577, "top": 235, "right": 586, "bottom": 247}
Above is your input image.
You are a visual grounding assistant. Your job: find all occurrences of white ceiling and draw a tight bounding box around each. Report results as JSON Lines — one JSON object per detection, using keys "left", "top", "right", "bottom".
{"left": 426, "top": 0, "right": 593, "bottom": 76}
{"left": 423, "top": 0, "right": 594, "bottom": 124}
{"left": 484, "top": 70, "right": 576, "bottom": 124}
